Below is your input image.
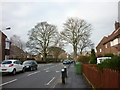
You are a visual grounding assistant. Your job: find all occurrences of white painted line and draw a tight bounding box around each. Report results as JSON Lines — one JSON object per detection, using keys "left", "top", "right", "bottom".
{"left": 51, "top": 75, "right": 61, "bottom": 88}
{"left": 0, "top": 79, "right": 17, "bottom": 86}
{"left": 46, "top": 77, "right": 55, "bottom": 85}
{"left": 44, "top": 68, "right": 49, "bottom": 70}
{"left": 46, "top": 70, "right": 49, "bottom": 72}
{"left": 27, "top": 71, "right": 41, "bottom": 76}
{"left": 56, "top": 71, "right": 60, "bottom": 73}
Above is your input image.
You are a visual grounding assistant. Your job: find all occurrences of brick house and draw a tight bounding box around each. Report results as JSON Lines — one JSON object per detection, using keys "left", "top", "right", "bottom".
{"left": 0, "top": 31, "right": 11, "bottom": 61}
{"left": 96, "top": 21, "right": 120, "bottom": 57}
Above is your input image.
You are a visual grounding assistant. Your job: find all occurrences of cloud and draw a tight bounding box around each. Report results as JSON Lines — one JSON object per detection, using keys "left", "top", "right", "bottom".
{"left": 1, "top": 1, "right": 118, "bottom": 53}
{"left": 1, "top": 0, "right": 120, "bottom": 3}
{"left": 12, "top": 5, "right": 31, "bottom": 17}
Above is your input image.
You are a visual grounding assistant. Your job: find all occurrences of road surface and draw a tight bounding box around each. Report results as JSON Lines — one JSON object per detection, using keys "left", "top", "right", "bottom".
{"left": 0, "top": 63, "right": 91, "bottom": 89}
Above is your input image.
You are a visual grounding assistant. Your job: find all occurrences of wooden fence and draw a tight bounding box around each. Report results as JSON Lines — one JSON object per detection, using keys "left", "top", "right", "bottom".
{"left": 82, "top": 64, "right": 120, "bottom": 88}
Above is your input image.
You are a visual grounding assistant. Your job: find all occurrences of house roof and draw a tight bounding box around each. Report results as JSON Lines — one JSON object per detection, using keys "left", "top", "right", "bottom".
{"left": 103, "top": 27, "right": 120, "bottom": 44}
{"left": 96, "top": 36, "right": 107, "bottom": 48}
{"left": 0, "top": 31, "right": 7, "bottom": 39}
{"left": 96, "top": 22, "right": 120, "bottom": 48}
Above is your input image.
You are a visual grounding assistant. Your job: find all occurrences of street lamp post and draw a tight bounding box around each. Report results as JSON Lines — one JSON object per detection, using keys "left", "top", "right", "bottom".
{"left": 0, "top": 27, "right": 11, "bottom": 31}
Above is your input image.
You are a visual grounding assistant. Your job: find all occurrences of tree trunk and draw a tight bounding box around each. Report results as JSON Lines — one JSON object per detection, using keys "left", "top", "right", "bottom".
{"left": 43, "top": 48, "right": 47, "bottom": 62}
{"left": 73, "top": 45, "right": 77, "bottom": 61}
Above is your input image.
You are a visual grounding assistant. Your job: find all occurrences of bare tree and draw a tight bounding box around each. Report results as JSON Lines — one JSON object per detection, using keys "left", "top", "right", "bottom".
{"left": 53, "top": 33, "right": 65, "bottom": 48}
{"left": 10, "top": 35, "right": 26, "bottom": 58}
{"left": 48, "top": 46, "right": 65, "bottom": 61}
{"left": 78, "top": 37, "right": 94, "bottom": 54}
{"left": 10, "top": 35, "right": 25, "bottom": 50}
{"left": 27, "top": 22, "right": 58, "bottom": 62}
{"left": 60, "top": 17, "right": 92, "bottom": 60}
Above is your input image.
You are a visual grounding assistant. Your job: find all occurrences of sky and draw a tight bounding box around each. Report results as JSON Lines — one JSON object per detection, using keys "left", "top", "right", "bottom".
{"left": 0, "top": 0, "right": 120, "bottom": 54}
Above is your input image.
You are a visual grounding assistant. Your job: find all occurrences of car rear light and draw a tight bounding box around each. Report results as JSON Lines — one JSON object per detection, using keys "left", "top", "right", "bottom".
{"left": 9, "top": 64, "right": 14, "bottom": 67}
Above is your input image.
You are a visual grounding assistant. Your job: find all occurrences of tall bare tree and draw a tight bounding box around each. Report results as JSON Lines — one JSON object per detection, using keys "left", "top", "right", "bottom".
{"left": 78, "top": 37, "right": 94, "bottom": 54}
{"left": 10, "top": 35, "right": 26, "bottom": 58}
{"left": 10, "top": 35, "right": 25, "bottom": 50}
{"left": 27, "top": 22, "right": 58, "bottom": 61}
{"left": 53, "top": 33, "right": 65, "bottom": 48}
{"left": 60, "top": 17, "right": 92, "bottom": 60}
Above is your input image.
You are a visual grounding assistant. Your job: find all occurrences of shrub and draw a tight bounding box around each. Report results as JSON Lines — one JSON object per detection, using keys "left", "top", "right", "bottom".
{"left": 77, "top": 56, "right": 90, "bottom": 64}
{"left": 90, "top": 49, "right": 97, "bottom": 64}
{"left": 104, "top": 53, "right": 114, "bottom": 57}
{"left": 97, "top": 56, "right": 120, "bottom": 72}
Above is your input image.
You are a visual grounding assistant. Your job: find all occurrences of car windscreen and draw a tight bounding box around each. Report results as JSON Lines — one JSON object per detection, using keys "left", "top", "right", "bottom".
{"left": 2, "top": 61, "right": 12, "bottom": 64}
{"left": 23, "top": 61, "right": 32, "bottom": 64}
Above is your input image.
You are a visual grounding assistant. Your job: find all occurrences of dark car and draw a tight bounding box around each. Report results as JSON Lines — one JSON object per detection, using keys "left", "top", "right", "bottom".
{"left": 70, "top": 60, "right": 75, "bottom": 63}
{"left": 63, "top": 60, "right": 71, "bottom": 64}
{"left": 23, "top": 60, "right": 38, "bottom": 71}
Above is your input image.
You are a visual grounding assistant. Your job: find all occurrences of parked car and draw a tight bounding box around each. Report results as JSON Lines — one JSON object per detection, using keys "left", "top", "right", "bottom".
{"left": 23, "top": 60, "right": 38, "bottom": 71}
{"left": 70, "top": 60, "right": 75, "bottom": 63}
{"left": 0, "top": 60, "right": 25, "bottom": 75}
{"left": 63, "top": 60, "right": 71, "bottom": 64}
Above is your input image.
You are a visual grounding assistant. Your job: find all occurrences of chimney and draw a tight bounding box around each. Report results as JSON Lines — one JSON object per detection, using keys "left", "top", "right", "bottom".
{"left": 115, "top": 21, "right": 120, "bottom": 30}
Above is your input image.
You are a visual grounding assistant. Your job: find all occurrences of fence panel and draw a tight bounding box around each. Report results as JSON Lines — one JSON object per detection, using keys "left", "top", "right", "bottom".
{"left": 82, "top": 64, "right": 120, "bottom": 88}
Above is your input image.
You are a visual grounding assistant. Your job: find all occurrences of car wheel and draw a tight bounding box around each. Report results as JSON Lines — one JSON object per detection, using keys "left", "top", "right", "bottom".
{"left": 12, "top": 69, "right": 16, "bottom": 75}
{"left": 30, "top": 67, "right": 33, "bottom": 71}
{"left": 35, "top": 67, "right": 37, "bottom": 70}
{"left": 22, "top": 67, "right": 25, "bottom": 73}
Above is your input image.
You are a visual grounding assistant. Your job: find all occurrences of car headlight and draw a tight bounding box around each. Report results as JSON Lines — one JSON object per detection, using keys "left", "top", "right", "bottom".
{"left": 26, "top": 66, "right": 29, "bottom": 68}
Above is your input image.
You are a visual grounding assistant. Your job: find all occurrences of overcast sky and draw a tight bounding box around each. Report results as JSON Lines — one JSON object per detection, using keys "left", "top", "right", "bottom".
{"left": 0, "top": 0, "right": 119, "bottom": 53}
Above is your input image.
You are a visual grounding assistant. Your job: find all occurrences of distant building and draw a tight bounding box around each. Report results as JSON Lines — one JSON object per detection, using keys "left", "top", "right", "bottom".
{"left": 0, "top": 31, "right": 11, "bottom": 61}
{"left": 78, "top": 51, "right": 91, "bottom": 56}
{"left": 96, "top": 21, "right": 120, "bottom": 57}
{"left": 9, "top": 45, "right": 26, "bottom": 59}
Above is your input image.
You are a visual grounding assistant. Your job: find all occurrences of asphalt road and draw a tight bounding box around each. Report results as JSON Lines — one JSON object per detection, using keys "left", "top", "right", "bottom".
{"left": 1, "top": 63, "right": 64, "bottom": 88}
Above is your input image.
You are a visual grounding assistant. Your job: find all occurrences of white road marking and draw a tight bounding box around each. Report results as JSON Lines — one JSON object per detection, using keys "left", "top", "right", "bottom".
{"left": 51, "top": 75, "right": 61, "bottom": 88}
{"left": 27, "top": 71, "right": 41, "bottom": 76}
{"left": 46, "top": 77, "right": 55, "bottom": 85}
{"left": 44, "top": 68, "right": 49, "bottom": 70}
{"left": 46, "top": 70, "right": 49, "bottom": 72}
{"left": 56, "top": 71, "right": 60, "bottom": 73}
{"left": 0, "top": 79, "right": 17, "bottom": 86}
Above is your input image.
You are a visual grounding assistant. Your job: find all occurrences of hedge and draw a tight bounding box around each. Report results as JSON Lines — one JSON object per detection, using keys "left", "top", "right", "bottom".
{"left": 97, "top": 56, "right": 120, "bottom": 72}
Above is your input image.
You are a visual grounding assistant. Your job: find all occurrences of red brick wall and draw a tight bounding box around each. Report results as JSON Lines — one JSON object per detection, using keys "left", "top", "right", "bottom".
{"left": 2, "top": 34, "right": 6, "bottom": 60}
{"left": 0, "top": 32, "right": 7, "bottom": 61}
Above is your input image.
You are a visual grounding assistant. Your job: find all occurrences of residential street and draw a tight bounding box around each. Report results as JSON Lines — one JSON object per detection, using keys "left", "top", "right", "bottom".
{"left": 1, "top": 63, "right": 91, "bottom": 89}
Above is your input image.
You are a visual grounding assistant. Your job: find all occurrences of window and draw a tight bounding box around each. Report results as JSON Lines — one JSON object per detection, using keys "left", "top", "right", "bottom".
{"left": 99, "top": 49, "right": 102, "bottom": 52}
{"left": 110, "top": 41, "right": 113, "bottom": 46}
{"left": 2, "top": 61, "right": 12, "bottom": 64}
{"left": 5, "top": 38, "right": 10, "bottom": 49}
{"left": 105, "top": 44, "right": 107, "bottom": 48}
{"left": 110, "top": 38, "right": 119, "bottom": 46}
{"left": 114, "top": 38, "right": 119, "bottom": 45}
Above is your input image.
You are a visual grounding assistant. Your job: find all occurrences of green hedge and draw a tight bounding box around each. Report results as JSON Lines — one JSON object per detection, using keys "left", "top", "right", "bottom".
{"left": 104, "top": 53, "right": 114, "bottom": 57}
{"left": 97, "top": 56, "right": 120, "bottom": 72}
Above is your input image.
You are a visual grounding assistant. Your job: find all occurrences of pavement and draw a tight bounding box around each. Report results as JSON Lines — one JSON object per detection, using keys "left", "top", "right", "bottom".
{"left": 0, "top": 63, "right": 92, "bottom": 89}
{"left": 54, "top": 64, "right": 92, "bottom": 88}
